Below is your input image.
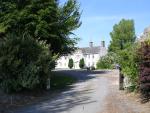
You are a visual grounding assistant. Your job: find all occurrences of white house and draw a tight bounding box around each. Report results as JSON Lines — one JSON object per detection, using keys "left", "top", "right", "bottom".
{"left": 56, "top": 41, "right": 107, "bottom": 69}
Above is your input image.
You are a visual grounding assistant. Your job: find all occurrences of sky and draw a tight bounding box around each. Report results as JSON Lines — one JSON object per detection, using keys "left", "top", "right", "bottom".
{"left": 60, "top": 0, "right": 150, "bottom": 48}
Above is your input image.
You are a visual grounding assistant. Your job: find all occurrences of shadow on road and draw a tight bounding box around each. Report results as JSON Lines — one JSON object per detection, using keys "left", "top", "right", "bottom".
{"left": 54, "top": 69, "right": 109, "bottom": 82}
{"left": 14, "top": 82, "right": 95, "bottom": 113}
{"left": 7, "top": 70, "right": 110, "bottom": 113}
{"left": 36, "top": 88, "right": 95, "bottom": 113}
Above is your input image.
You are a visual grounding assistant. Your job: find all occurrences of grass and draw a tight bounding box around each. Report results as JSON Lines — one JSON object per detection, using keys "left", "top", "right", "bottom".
{"left": 51, "top": 71, "right": 77, "bottom": 90}
{"left": 0, "top": 71, "right": 77, "bottom": 111}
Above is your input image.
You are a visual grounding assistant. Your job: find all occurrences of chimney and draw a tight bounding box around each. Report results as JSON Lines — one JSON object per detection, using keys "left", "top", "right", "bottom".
{"left": 89, "top": 42, "right": 93, "bottom": 48}
{"left": 101, "top": 41, "right": 105, "bottom": 47}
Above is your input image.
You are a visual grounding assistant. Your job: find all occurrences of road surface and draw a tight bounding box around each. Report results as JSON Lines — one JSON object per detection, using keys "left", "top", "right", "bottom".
{"left": 8, "top": 70, "right": 150, "bottom": 113}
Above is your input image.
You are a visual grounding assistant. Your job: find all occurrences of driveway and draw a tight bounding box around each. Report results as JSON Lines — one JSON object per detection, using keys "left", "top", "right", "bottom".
{"left": 7, "top": 70, "right": 150, "bottom": 113}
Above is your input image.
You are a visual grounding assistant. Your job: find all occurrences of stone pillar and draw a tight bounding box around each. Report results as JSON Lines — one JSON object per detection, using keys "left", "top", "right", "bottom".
{"left": 119, "top": 67, "right": 124, "bottom": 90}
{"left": 46, "top": 76, "right": 51, "bottom": 90}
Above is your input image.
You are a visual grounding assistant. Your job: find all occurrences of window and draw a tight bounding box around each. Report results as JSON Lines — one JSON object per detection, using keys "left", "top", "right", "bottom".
{"left": 93, "top": 55, "right": 94, "bottom": 58}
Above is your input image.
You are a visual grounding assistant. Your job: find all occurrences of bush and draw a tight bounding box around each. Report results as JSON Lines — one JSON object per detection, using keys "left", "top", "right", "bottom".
{"left": 97, "top": 52, "right": 119, "bottom": 69}
{"left": 68, "top": 58, "right": 73, "bottom": 69}
{"left": 79, "top": 58, "right": 85, "bottom": 69}
{"left": 138, "top": 40, "right": 150, "bottom": 101}
{"left": 0, "top": 34, "right": 55, "bottom": 93}
{"left": 119, "top": 44, "right": 139, "bottom": 91}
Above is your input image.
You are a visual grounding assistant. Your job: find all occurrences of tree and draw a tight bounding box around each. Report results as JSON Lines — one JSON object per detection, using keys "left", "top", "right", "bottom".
{"left": 79, "top": 58, "right": 85, "bottom": 69}
{"left": 0, "top": 0, "right": 81, "bottom": 93}
{"left": 138, "top": 39, "right": 150, "bottom": 101}
{"left": 108, "top": 19, "right": 136, "bottom": 53}
{"left": 108, "top": 19, "right": 138, "bottom": 91}
{"left": 68, "top": 58, "right": 74, "bottom": 69}
{"left": 96, "top": 52, "right": 119, "bottom": 69}
{"left": 0, "top": 0, "right": 81, "bottom": 55}
{"left": 119, "top": 43, "right": 139, "bottom": 91}
{"left": 0, "top": 34, "right": 56, "bottom": 93}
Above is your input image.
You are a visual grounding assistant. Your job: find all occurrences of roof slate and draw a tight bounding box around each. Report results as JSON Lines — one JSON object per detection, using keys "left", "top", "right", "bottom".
{"left": 80, "top": 46, "right": 100, "bottom": 54}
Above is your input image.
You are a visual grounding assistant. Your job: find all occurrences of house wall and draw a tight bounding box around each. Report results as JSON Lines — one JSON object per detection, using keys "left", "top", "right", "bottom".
{"left": 56, "top": 42, "right": 107, "bottom": 69}
{"left": 56, "top": 52, "right": 106, "bottom": 69}
{"left": 56, "top": 50, "right": 83, "bottom": 69}
{"left": 84, "top": 54, "right": 99, "bottom": 68}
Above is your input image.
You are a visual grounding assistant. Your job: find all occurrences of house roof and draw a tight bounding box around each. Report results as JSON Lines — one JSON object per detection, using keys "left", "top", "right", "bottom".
{"left": 80, "top": 46, "right": 100, "bottom": 54}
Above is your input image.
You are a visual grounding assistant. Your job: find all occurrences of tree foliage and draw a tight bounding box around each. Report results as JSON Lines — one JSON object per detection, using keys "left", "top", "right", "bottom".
{"left": 138, "top": 39, "right": 150, "bottom": 101}
{"left": 97, "top": 52, "right": 119, "bottom": 69}
{"left": 0, "top": 34, "right": 56, "bottom": 93}
{"left": 109, "top": 19, "right": 136, "bottom": 53}
{"left": 79, "top": 58, "right": 85, "bottom": 69}
{"left": 68, "top": 58, "right": 73, "bottom": 69}
{"left": 0, "top": 0, "right": 81, "bottom": 55}
{"left": 108, "top": 19, "right": 139, "bottom": 91}
{"left": 0, "top": 0, "right": 81, "bottom": 93}
{"left": 119, "top": 44, "right": 139, "bottom": 90}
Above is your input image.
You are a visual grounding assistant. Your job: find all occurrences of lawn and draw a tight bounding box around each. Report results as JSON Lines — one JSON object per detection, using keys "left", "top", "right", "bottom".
{"left": 0, "top": 71, "right": 77, "bottom": 112}
{"left": 51, "top": 71, "right": 77, "bottom": 90}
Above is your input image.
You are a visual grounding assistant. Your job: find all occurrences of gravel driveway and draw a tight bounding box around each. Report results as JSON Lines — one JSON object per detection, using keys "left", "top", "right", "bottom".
{"left": 6, "top": 70, "right": 150, "bottom": 113}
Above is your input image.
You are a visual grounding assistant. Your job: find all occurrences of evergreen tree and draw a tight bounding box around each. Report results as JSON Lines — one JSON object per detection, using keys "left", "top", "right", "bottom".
{"left": 68, "top": 58, "right": 73, "bottom": 69}
{"left": 0, "top": 0, "right": 81, "bottom": 55}
{"left": 79, "top": 58, "right": 85, "bottom": 69}
{"left": 0, "top": 34, "right": 56, "bottom": 92}
{"left": 0, "top": 0, "right": 81, "bottom": 92}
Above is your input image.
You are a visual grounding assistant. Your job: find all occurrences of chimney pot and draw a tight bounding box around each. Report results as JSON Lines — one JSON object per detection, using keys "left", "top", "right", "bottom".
{"left": 89, "top": 42, "right": 93, "bottom": 48}
{"left": 101, "top": 41, "right": 105, "bottom": 47}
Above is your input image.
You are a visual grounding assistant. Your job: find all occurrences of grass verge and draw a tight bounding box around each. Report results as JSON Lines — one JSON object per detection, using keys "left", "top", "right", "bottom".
{"left": 51, "top": 71, "right": 77, "bottom": 90}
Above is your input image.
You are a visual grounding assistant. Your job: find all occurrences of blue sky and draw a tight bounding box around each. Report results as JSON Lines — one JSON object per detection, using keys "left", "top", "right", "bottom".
{"left": 60, "top": 0, "right": 150, "bottom": 47}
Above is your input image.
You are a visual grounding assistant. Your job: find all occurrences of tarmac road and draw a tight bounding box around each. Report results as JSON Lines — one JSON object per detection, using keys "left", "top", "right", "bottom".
{"left": 9, "top": 69, "right": 150, "bottom": 113}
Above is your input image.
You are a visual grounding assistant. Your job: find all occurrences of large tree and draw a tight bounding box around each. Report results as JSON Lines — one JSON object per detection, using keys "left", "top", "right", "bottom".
{"left": 0, "top": 0, "right": 81, "bottom": 92}
{"left": 0, "top": 0, "right": 81, "bottom": 55}
{"left": 108, "top": 19, "right": 139, "bottom": 91}
{"left": 0, "top": 34, "right": 56, "bottom": 92}
{"left": 108, "top": 19, "right": 136, "bottom": 53}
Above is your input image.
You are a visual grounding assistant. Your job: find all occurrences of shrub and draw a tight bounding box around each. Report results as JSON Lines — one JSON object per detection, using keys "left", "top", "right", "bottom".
{"left": 97, "top": 52, "right": 119, "bottom": 69}
{"left": 119, "top": 44, "right": 139, "bottom": 91}
{"left": 68, "top": 58, "right": 73, "bottom": 69}
{"left": 0, "top": 34, "right": 55, "bottom": 93}
{"left": 79, "top": 58, "right": 85, "bottom": 69}
{"left": 138, "top": 40, "right": 150, "bottom": 101}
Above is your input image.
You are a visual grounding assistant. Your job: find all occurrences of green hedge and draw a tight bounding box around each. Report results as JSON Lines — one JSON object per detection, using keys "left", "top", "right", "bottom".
{"left": 138, "top": 39, "right": 150, "bottom": 101}
{"left": 0, "top": 34, "right": 55, "bottom": 93}
{"left": 97, "top": 52, "right": 119, "bottom": 69}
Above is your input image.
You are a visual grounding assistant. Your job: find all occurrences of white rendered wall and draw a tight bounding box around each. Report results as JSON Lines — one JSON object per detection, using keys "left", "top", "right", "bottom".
{"left": 56, "top": 47, "right": 107, "bottom": 69}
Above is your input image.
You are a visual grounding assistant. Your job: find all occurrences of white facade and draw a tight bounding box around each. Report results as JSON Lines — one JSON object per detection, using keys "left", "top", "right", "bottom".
{"left": 56, "top": 41, "right": 107, "bottom": 69}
